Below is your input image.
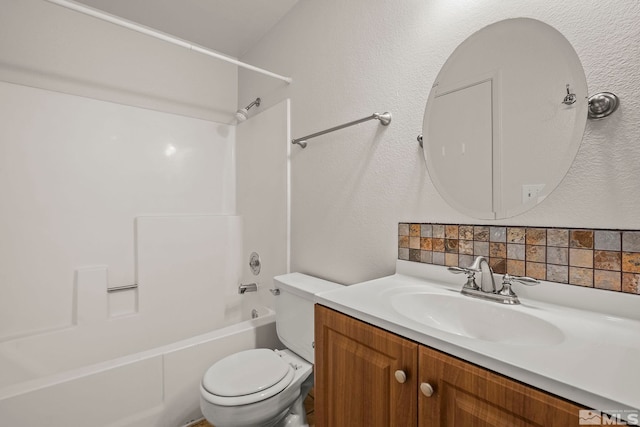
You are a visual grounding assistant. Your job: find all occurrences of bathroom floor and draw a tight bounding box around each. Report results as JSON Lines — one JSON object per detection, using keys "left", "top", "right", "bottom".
{"left": 190, "top": 391, "right": 315, "bottom": 427}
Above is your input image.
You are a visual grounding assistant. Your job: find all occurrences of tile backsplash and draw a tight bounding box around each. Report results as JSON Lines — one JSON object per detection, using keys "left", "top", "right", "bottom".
{"left": 398, "top": 223, "right": 640, "bottom": 295}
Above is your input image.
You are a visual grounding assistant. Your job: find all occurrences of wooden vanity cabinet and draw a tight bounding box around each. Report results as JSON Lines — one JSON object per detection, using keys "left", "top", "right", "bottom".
{"left": 315, "top": 305, "right": 583, "bottom": 427}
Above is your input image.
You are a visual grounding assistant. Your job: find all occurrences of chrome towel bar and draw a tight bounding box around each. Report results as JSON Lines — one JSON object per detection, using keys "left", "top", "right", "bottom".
{"left": 292, "top": 112, "right": 391, "bottom": 148}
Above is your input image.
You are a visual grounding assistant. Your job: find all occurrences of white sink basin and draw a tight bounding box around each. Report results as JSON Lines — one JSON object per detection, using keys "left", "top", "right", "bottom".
{"left": 390, "top": 291, "right": 564, "bottom": 346}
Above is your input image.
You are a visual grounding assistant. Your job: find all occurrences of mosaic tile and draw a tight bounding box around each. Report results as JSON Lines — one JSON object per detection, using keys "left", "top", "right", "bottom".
{"left": 526, "top": 245, "right": 546, "bottom": 263}
{"left": 569, "top": 267, "right": 593, "bottom": 287}
{"left": 445, "top": 225, "right": 459, "bottom": 239}
{"left": 420, "top": 224, "right": 433, "bottom": 238}
{"left": 526, "top": 228, "right": 546, "bottom": 245}
{"left": 622, "top": 273, "right": 640, "bottom": 294}
{"left": 445, "top": 253, "right": 458, "bottom": 266}
{"left": 622, "top": 231, "right": 640, "bottom": 252}
{"left": 409, "top": 236, "right": 420, "bottom": 250}
{"left": 474, "top": 241, "right": 489, "bottom": 257}
{"left": 459, "top": 240, "right": 474, "bottom": 255}
{"left": 546, "top": 229, "right": 569, "bottom": 247}
{"left": 594, "top": 270, "right": 621, "bottom": 291}
{"left": 432, "top": 238, "right": 445, "bottom": 252}
{"left": 459, "top": 225, "right": 474, "bottom": 240}
{"left": 399, "top": 222, "right": 640, "bottom": 297}
{"left": 432, "top": 251, "right": 445, "bottom": 265}
{"left": 420, "top": 237, "right": 433, "bottom": 251}
{"left": 570, "top": 230, "right": 594, "bottom": 249}
{"left": 445, "top": 239, "right": 459, "bottom": 253}
{"left": 507, "top": 243, "right": 525, "bottom": 261}
{"left": 569, "top": 248, "right": 594, "bottom": 268}
{"left": 622, "top": 252, "right": 640, "bottom": 273}
{"left": 490, "top": 226, "right": 507, "bottom": 242}
{"left": 474, "top": 226, "right": 489, "bottom": 241}
{"left": 547, "top": 247, "right": 568, "bottom": 265}
{"left": 459, "top": 254, "right": 474, "bottom": 268}
{"left": 507, "top": 259, "right": 525, "bottom": 276}
{"left": 594, "top": 230, "right": 621, "bottom": 251}
{"left": 526, "top": 262, "right": 546, "bottom": 280}
{"left": 507, "top": 227, "right": 526, "bottom": 244}
{"left": 489, "top": 258, "right": 506, "bottom": 274}
{"left": 489, "top": 242, "right": 506, "bottom": 258}
{"left": 547, "top": 264, "right": 569, "bottom": 283}
{"left": 594, "top": 250, "right": 621, "bottom": 271}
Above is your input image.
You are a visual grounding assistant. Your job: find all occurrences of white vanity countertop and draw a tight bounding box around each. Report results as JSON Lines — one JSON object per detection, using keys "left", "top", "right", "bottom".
{"left": 315, "top": 260, "right": 640, "bottom": 416}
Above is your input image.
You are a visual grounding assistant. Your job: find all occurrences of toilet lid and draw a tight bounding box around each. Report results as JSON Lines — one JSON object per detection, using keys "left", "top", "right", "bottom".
{"left": 202, "top": 349, "right": 293, "bottom": 397}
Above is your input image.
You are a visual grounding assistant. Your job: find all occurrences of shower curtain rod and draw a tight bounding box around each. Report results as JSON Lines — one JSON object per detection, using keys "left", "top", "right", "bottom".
{"left": 44, "top": 0, "right": 293, "bottom": 84}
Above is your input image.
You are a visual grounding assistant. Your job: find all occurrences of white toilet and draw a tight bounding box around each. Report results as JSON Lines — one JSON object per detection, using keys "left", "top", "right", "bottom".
{"left": 200, "top": 273, "right": 342, "bottom": 427}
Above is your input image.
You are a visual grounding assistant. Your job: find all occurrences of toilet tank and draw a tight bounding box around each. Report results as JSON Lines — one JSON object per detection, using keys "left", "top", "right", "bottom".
{"left": 273, "top": 273, "right": 342, "bottom": 363}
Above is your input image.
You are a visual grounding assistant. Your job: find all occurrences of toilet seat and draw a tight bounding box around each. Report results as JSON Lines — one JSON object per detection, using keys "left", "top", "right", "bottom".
{"left": 201, "top": 349, "right": 295, "bottom": 406}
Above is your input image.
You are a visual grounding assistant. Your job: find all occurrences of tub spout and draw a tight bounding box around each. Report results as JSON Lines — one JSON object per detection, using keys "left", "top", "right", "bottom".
{"left": 238, "top": 283, "right": 258, "bottom": 294}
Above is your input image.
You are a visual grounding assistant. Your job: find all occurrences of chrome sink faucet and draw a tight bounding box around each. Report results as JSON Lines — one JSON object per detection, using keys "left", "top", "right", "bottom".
{"left": 448, "top": 256, "right": 539, "bottom": 305}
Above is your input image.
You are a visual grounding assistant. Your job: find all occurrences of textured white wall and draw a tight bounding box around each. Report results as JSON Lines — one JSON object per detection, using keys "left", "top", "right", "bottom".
{"left": 0, "top": 0, "right": 237, "bottom": 122}
{"left": 239, "top": 0, "right": 640, "bottom": 285}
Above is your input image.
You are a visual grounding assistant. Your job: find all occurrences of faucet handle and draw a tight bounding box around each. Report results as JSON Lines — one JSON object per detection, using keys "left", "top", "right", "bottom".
{"left": 448, "top": 267, "right": 480, "bottom": 291}
{"left": 499, "top": 274, "right": 539, "bottom": 299}
{"left": 503, "top": 274, "right": 540, "bottom": 286}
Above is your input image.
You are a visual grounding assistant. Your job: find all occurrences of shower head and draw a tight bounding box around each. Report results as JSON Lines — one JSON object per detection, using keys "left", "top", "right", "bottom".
{"left": 235, "top": 97, "right": 261, "bottom": 122}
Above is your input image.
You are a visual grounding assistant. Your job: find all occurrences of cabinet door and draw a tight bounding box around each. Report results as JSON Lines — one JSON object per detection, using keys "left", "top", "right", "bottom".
{"left": 418, "top": 346, "right": 583, "bottom": 426}
{"left": 315, "top": 305, "right": 418, "bottom": 427}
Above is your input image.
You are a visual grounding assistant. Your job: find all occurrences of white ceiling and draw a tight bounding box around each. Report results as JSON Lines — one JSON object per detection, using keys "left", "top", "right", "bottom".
{"left": 73, "top": 0, "right": 299, "bottom": 58}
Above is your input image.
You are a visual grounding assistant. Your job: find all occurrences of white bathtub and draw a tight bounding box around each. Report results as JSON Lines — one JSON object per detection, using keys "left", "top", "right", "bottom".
{"left": 0, "top": 306, "right": 280, "bottom": 427}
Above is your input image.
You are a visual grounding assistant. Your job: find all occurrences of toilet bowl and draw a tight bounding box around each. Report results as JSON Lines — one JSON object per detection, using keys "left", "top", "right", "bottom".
{"left": 200, "top": 273, "right": 342, "bottom": 427}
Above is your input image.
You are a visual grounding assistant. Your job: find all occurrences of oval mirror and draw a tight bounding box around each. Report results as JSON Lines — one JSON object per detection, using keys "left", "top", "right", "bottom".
{"left": 422, "top": 18, "right": 588, "bottom": 219}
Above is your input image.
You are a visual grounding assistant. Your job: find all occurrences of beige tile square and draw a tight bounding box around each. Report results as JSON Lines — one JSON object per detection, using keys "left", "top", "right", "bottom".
{"left": 526, "top": 228, "right": 546, "bottom": 245}
{"left": 409, "top": 236, "right": 421, "bottom": 249}
{"left": 507, "top": 227, "right": 526, "bottom": 244}
{"left": 433, "top": 224, "right": 445, "bottom": 238}
{"left": 459, "top": 240, "right": 474, "bottom": 255}
{"left": 526, "top": 262, "right": 546, "bottom": 280}
{"left": 445, "top": 239, "right": 459, "bottom": 253}
{"left": 622, "top": 252, "right": 640, "bottom": 273}
{"left": 474, "top": 241, "right": 489, "bottom": 256}
{"left": 569, "top": 248, "right": 593, "bottom": 268}
{"left": 622, "top": 273, "right": 640, "bottom": 294}
{"left": 594, "top": 250, "right": 621, "bottom": 271}
{"left": 507, "top": 243, "right": 525, "bottom": 261}
{"left": 489, "top": 242, "right": 506, "bottom": 258}
{"left": 459, "top": 225, "right": 474, "bottom": 240}
{"left": 546, "top": 229, "right": 569, "bottom": 247}
{"left": 445, "top": 225, "right": 459, "bottom": 239}
{"left": 445, "top": 253, "right": 459, "bottom": 267}
{"left": 474, "top": 226, "right": 489, "bottom": 241}
{"left": 409, "top": 224, "right": 421, "bottom": 237}
{"left": 569, "top": 267, "right": 593, "bottom": 287}
{"left": 399, "top": 248, "right": 409, "bottom": 260}
{"left": 420, "top": 237, "right": 433, "bottom": 251}
{"left": 506, "top": 259, "right": 525, "bottom": 276}
{"left": 594, "top": 270, "right": 621, "bottom": 291}
{"left": 547, "top": 264, "right": 569, "bottom": 283}
{"left": 432, "top": 238, "right": 445, "bottom": 252}
{"left": 526, "top": 245, "right": 546, "bottom": 263}
{"left": 399, "top": 235, "right": 409, "bottom": 248}
{"left": 570, "top": 229, "right": 594, "bottom": 249}
{"left": 547, "top": 246, "right": 568, "bottom": 265}
{"left": 420, "top": 250, "right": 433, "bottom": 264}
{"left": 398, "top": 223, "right": 410, "bottom": 236}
